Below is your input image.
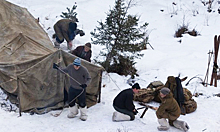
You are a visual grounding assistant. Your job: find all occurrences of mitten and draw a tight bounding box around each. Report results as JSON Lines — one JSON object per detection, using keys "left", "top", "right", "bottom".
{"left": 53, "top": 63, "right": 59, "bottom": 70}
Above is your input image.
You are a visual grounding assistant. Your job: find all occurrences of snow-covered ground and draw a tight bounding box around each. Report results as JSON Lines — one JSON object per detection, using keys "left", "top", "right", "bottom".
{"left": 1, "top": 0, "right": 220, "bottom": 131}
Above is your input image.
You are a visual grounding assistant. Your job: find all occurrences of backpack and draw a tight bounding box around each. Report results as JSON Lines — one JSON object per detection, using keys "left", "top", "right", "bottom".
{"left": 164, "top": 76, "right": 197, "bottom": 114}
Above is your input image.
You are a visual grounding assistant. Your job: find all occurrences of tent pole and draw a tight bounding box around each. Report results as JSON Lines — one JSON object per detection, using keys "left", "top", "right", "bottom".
{"left": 17, "top": 77, "right": 22, "bottom": 116}
{"left": 97, "top": 71, "right": 103, "bottom": 103}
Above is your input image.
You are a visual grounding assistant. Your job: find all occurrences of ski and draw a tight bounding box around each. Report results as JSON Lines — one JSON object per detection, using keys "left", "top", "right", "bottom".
{"left": 210, "top": 35, "right": 220, "bottom": 87}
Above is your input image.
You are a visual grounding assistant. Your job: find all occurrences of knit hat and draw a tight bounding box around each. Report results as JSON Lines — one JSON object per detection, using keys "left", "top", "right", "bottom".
{"left": 85, "top": 42, "right": 91, "bottom": 48}
{"left": 132, "top": 83, "right": 140, "bottom": 89}
{"left": 73, "top": 58, "right": 81, "bottom": 66}
{"left": 160, "top": 87, "right": 170, "bottom": 95}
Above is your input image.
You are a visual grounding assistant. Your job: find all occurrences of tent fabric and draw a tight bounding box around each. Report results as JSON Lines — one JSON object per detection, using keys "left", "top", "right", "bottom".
{"left": 0, "top": 0, "right": 104, "bottom": 114}
{"left": 0, "top": 0, "right": 55, "bottom": 51}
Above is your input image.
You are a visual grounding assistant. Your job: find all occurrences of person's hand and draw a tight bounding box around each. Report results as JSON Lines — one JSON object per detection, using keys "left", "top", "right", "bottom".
{"left": 79, "top": 30, "right": 85, "bottom": 36}
{"left": 53, "top": 63, "right": 59, "bottom": 70}
{"left": 67, "top": 41, "right": 73, "bottom": 50}
{"left": 133, "top": 109, "right": 138, "bottom": 115}
{"left": 80, "top": 84, "right": 87, "bottom": 89}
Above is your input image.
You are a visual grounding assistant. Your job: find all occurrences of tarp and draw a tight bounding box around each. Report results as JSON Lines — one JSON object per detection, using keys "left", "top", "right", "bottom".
{"left": 0, "top": 0, "right": 104, "bottom": 114}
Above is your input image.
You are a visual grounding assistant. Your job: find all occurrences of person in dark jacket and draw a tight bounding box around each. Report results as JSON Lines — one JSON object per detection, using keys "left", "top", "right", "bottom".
{"left": 70, "top": 42, "right": 92, "bottom": 62}
{"left": 53, "top": 19, "right": 85, "bottom": 50}
{"left": 155, "top": 87, "right": 189, "bottom": 131}
{"left": 112, "top": 83, "right": 140, "bottom": 121}
{"left": 53, "top": 58, "right": 91, "bottom": 121}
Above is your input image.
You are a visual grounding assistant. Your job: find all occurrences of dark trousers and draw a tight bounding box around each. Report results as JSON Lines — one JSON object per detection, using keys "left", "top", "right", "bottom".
{"left": 56, "top": 36, "right": 64, "bottom": 43}
{"left": 113, "top": 105, "right": 135, "bottom": 120}
{"left": 68, "top": 86, "right": 86, "bottom": 108}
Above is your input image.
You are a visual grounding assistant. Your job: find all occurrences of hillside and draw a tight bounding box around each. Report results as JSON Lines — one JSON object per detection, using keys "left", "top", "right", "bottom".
{"left": 1, "top": 0, "right": 220, "bottom": 131}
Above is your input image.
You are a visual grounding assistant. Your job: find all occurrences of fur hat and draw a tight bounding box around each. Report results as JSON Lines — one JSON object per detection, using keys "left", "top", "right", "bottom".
{"left": 160, "top": 87, "right": 170, "bottom": 95}
{"left": 132, "top": 83, "right": 140, "bottom": 89}
{"left": 73, "top": 58, "right": 81, "bottom": 66}
{"left": 85, "top": 42, "right": 91, "bottom": 48}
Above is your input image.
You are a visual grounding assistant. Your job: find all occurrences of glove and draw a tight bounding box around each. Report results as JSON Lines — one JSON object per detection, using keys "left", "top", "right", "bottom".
{"left": 79, "top": 30, "right": 85, "bottom": 36}
{"left": 133, "top": 109, "right": 138, "bottom": 115}
{"left": 53, "top": 63, "right": 59, "bottom": 70}
{"left": 134, "top": 110, "right": 138, "bottom": 115}
{"left": 80, "top": 84, "right": 87, "bottom": 89}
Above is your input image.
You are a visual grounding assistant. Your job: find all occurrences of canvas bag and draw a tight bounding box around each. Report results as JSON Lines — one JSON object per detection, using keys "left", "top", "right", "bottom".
{"left": 183, "top": 88, "right": 193, "bottom": 101}
{"left": 182, "top": 88, "right": 197, "bottom": 113}
{"left": 134, "top": 88, "right": 155, "bottom": 103}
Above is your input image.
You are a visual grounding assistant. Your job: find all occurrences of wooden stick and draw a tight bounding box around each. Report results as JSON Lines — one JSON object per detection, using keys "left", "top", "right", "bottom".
{"left": 139, "top": 102, "right": 157, "bottom": 110}
{"left": 136, "top": 106, "right": 146, "bottom": 110}
{"left": 140, "top": 107, "right": 148, "bottom": 118}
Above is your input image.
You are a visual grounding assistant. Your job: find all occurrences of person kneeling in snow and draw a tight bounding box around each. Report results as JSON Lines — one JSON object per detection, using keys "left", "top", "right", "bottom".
{"left": 53, "top": 58, "right": 91, "bottom": 121}
{"left": 112, "top": 83, "right": 140, "bottom": 121}
{"left": 155, "top": 87, "right": 189, "bottom": 131}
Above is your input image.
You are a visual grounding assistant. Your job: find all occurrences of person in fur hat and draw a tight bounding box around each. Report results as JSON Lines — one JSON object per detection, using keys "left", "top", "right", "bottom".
{"left": 155, "top": 87, "right": 189, "bottom": 131}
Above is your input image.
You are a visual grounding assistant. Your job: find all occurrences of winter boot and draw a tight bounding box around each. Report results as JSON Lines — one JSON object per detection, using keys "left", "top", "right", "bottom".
{"left": 54, "top": 41, "right": 60, "bottom": 48}
{"left": 157, "top": 118, "right": 170, "bottom": 131}
{"left": 79, "top": 106, "right": 88, "bottom": 121}
{"left": 67, "top": 105, "right": 78, "bottom": 118}
{"left": 112, "top": 111, "right": 131, "bottom": 122}
{"left": 173, "top": 120, "right": 190, "bottom": 131}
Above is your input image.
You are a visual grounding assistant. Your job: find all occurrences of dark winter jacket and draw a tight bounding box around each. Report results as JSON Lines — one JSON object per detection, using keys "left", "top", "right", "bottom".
{"left": 71, "top": 46, "right": 92, "bottom": 62}
{"left": 156, "top": 92, "right": 181, "bottom": 121}
{"left": 62, "top": 64, "right": 91, "bottom": 90}
{"left": 113, "top": 88, "right": 135, "bottom": 112}
{"left": 53, "top": 19, "right": 77, "bottom": 43}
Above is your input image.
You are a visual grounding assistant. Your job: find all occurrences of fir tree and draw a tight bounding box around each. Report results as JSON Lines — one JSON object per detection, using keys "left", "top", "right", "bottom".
{"left": 91, "top": 0, "right": 149, "bottom": 76}
{"left": 60, "top": 4, "right": 78, "bottom": 22}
